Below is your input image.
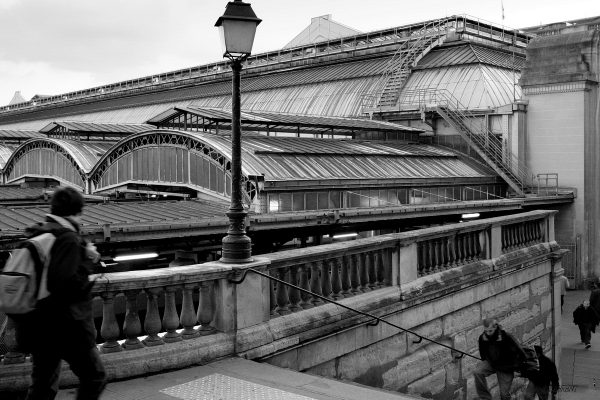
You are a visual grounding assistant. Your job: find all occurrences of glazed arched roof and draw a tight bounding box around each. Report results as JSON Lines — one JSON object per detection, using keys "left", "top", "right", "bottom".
{"left": 5, "top": 138, "right": 112, "bottom": 175}
{"left": 90, "top": 129, "right": 494, "bottom": 185}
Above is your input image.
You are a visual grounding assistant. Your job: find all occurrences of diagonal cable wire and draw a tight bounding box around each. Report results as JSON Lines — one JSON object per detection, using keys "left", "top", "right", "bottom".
{"left": 232, "top": 267, "right": 481, "bottom": 361}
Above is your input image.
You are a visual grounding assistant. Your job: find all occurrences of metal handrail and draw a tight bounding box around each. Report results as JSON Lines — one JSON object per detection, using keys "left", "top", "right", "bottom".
{"left": 230, "top": 267, "right": 481, "bottom": 361}
{"left": 400, "top": 88, "right": 557, "bottom": 195}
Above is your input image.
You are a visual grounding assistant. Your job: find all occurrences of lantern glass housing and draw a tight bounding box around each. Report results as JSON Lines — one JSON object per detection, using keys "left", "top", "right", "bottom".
{"left": 215, "top": 1, "right": 261, "bottom": 59}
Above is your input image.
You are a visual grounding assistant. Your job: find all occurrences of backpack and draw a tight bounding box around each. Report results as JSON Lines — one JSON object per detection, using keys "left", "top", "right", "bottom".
{"left": 0, "top": 233, "right": 56, "bottom": 314}
{"left": 519, "top": 345, "right": 541, "bottom": 379}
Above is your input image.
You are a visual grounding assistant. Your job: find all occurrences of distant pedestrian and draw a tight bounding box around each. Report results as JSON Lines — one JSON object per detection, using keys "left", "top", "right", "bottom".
{"left": 559, "top": 275, "right": 569, "bottom": 312}
{"left": 573, "top": 299, "right": 600, "bottom": 349}
{"left": 524, "top": 345, "right": 559, "bottom": 400}
{"left": 12, "top": 187, "right": 106, "bottom": 399}
{"left": 474, "top": 318, "right": 526, "bottom": 400}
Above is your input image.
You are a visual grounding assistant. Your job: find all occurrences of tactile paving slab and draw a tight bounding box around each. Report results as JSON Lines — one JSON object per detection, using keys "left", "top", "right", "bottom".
{"left": 160, "top": 373, "right": 317, "bottom": 400}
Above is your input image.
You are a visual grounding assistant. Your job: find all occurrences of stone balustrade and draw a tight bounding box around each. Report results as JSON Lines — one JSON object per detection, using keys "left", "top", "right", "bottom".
{"left": 0, "top": 210, "right": 557, "bottom": 384}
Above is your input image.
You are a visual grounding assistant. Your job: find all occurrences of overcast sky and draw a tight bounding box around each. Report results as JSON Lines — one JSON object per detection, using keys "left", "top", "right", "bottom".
{"left": 1, "top": 0, "right": 599, "bottom": 105}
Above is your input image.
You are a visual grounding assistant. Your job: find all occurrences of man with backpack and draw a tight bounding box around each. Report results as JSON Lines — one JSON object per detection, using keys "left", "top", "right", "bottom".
{"left": 523, "top": 345, "right": 559, "bottom": 400}
{"left": 473, "top": 318, "right": 526, "bottom": 400}
{"left": 11, "top": 187, "right": 106, "bottom": 400}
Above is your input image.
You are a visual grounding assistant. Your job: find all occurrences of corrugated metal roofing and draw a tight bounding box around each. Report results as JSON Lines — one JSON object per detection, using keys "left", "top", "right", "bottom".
{"left": 149, "top": 106, "right": 422, "bottom": 133}
{"left": 8, "top": 139, "right": 113, "bottom": 173}
{"left": 0, "top": 58, "right": 390, "bottom": 131}
{"left": 400, "top": 64, "right": 521, "bottom": 109}
{"left": 0, "top": 187, "right": 46, "bottom": 200}
{"left": 114, "top": 130, "right": 492, "bottom": 182}
{"left": 40, "top": 121, "right": 154, "bottom": 134}
{"left": 415, "top": 44, "right": 525, "bottom": 70}
{"left": 0, "top": 199, "right": 229, "bottom": 233}
{"left": 0, "top": 130, "right": 44, "bottom": 139}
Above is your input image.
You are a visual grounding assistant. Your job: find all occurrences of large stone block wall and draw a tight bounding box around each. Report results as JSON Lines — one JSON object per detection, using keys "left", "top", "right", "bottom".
{"left": 266, "top": 252, "right": 561, "bottom": 400}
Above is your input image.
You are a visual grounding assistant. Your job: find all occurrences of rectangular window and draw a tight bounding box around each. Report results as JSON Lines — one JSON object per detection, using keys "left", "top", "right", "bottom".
{"left": 268, "top": 195, "right": 279, "bottom": 212}
{"left": 280, "top": 193, "right": 292, "bottom": 212}
{"left": 306, "top": 193, "right": 318, "bottom": 210}
{"left": 292, "top": 193, "right": 305, "bottom": 211}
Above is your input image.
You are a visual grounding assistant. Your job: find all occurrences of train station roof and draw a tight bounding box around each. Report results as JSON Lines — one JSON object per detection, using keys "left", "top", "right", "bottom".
{"left": 40, "top": 121, "right": 154, "bottom": 139}
{"left": 146, "top": 106, "right": 423, "bottom": 135}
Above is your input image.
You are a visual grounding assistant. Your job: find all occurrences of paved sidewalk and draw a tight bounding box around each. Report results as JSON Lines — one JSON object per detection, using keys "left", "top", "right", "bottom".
{"left": 558, "top": 289, "right": 600, "bottom": 400}
{"left": 54, "top": 357, "right": 413, "bottom": 400}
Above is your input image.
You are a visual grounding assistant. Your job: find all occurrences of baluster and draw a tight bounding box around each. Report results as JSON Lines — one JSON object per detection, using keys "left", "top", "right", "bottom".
{"left": 501, "top": 227, "right": 507, "bottom": 251}
{"left": 269, "top": 272, "right": 278, "bottom": 317}
{"left": 197, "top": 281, "right": 216, "bottom": 335}
{"left": 463, "top": 234, "right": 471, "bottom": 262}
{"left": 100, "top": 292, "right": 123, "bottom": 353}
{"left": 448, "top": 237, "right": 456, "bottom": 267}
{"left": 274, "top": 268, "right": 291, "bottom": 315}
{"left": 375, "top": 250, "right": 384, "bottom": 287}
{"left": 180, "top": 284, "right": 199, "bottom": 339}
{"left": 288, "top": 265, "right": 302, "bottom": 312}
{"left": 162, "top": 286, "right": 181, "bottom": 343}
{"left": 341, "top": 255, "right": 352, "bottom": 295}
{"left": 508, "top": 225, "right": 515, "bottom": 249}
{"left": 2, "top": 317, "right": 26, "bottom": 364}
{"left": 427, "top": 241, "right": 435, "bottom": 273}
{"left": 456, "top": 235, "right": 464, "bottom": 264}
{"left": 465, "top": 233, "right": 473, "bottom": 262}
{"left": 142, "top": 288, "right": 164, "bottom": 346}
{"left": 321, "top": 260, "right": 334, "bottom": 300}
{"left": 359, "top": 253, "right": 370, "bottom": 292}
{"left": 367, "top": 252, "right": 378, "bottom": 289}
{"left": 299, "top": 264, "right": 313, "bottom": 309}
{"left": 331, "top": 258, "right": 344, "bottom": 299}
{"left": 310, "top": 261, "right": 325, "bottom": 306}
{"left": 122, "top": 290, "right": 144, "bottom": 349}
{"left": 523, "top": 223, "right": 531, "bottom": 244}
{"left": 433, "top": 240, "right": 441, "bottom": 271}
{"left": 350, "top": 254, "right": 361, "bottom": 294}
{"left": 439, "top": 239, "right": 448, "bottom": 269}
{"left": 417, "top": 243, "right": 426, "bottom": 276}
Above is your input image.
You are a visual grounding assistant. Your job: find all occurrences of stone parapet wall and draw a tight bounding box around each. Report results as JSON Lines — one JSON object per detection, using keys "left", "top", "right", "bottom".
{"left": 264, "top": 243, "right": 563, "bottom": 399}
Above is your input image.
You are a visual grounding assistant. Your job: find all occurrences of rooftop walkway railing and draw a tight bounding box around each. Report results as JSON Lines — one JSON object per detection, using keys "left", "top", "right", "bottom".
{"left": 1, "top": 210, "right": 556, "bottom": 368}
{"left": 0, "top": 15, "right": 532, "bottom": 114}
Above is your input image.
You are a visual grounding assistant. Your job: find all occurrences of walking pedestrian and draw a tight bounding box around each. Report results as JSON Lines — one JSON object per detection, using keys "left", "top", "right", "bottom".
{"left": 13, "top": 187, "right": 106, "bottom": 399}
{"left": 573, "top": 299, "right": 600, "bottom": 349}
{"left": 524, "top": 345, "right": 559, "bottom": 400}
{"left": 473, "top": 318, "right": 526, "bottom": 400}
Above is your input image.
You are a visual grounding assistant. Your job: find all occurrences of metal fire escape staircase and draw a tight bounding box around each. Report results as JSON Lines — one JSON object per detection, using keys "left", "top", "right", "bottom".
{"left": 371, "top": 18, "right": 450, "bottom": 109}
{"left": 408, "top": 89, "right": 537, "bottom": 196}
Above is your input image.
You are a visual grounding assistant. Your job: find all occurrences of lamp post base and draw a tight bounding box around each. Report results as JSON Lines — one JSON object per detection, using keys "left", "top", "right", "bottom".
{"left": 221, "top": 210, "right": 253, "bottom": 263}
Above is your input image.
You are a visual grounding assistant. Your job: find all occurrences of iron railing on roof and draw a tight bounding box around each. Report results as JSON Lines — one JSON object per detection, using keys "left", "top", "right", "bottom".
{"left": 399, "top": 88, "right": 558, "bottom": 196}
{"left": 0, "top": 15, "right": 533, "bottom": 115}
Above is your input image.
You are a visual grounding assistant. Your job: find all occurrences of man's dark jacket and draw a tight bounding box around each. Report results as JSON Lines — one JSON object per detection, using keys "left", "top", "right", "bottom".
{"left": 478, "top": 326, "right": 526, "bottom": 372}
{"left": 14, "top": 215, "right": 97, "bottom": 352}
{"left": 573, "top": 304, "right": 600, "bottom": 332}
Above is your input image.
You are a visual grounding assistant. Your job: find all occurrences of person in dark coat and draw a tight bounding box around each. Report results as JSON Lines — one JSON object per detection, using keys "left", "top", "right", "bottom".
{"left": 573, "top": 299, "right": 600, "bottom": 349}
{"left": 524, "top": 345, "right": 559, "bottom": 400}
{"left": 474, "top": 318, "right": 526, "bottom": 400}
{"left": 13, "top": 187, "right": 106, "bottom": 400}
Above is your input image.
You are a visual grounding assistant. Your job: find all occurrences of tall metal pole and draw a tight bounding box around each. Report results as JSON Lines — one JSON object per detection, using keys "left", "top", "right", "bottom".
{"left": 221, "top": 58, "right": 252, "bottom": 263}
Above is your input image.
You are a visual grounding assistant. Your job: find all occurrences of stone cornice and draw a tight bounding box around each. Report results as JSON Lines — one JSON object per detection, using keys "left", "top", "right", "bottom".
{"left": 522, "top": 81, "right": 596, "bottom": 96}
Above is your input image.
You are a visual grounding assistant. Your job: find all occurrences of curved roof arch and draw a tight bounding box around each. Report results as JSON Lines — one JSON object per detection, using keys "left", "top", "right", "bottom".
{"left": 89, "top": 129, "right": 258, "bottom": 201}
{"left": 3, "top": 138, "right": 111, "bottom": 188}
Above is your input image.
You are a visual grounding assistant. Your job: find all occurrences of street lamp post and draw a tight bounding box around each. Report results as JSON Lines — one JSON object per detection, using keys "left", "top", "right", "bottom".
{"left": 215, "top": 0, "right": 261, "bottom": 263}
